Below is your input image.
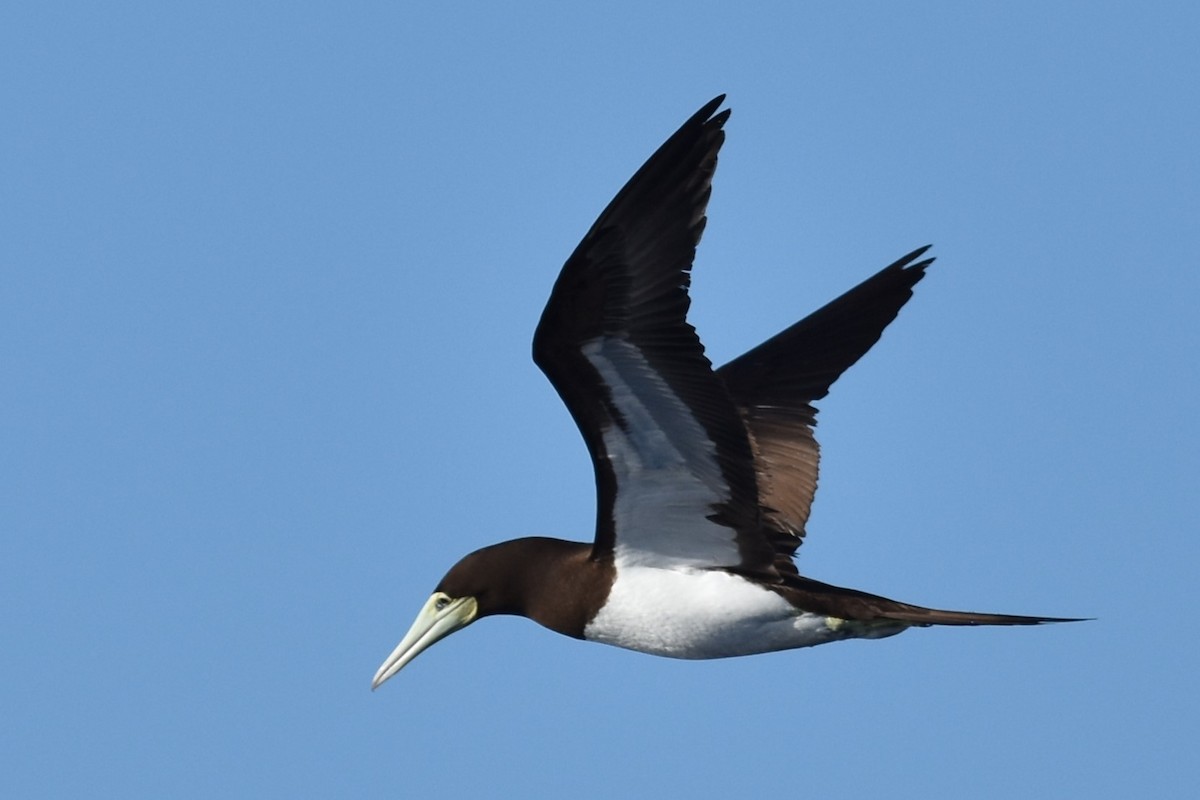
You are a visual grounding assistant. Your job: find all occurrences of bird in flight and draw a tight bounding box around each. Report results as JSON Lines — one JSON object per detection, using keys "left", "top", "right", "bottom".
{"left": 372, "top": 96, "right": 1078, "bottom": 689}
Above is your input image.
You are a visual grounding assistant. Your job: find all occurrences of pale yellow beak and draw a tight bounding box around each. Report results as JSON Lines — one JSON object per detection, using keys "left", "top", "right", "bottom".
{"left": 371, "top": 594, "right": 479, "bottom": 690}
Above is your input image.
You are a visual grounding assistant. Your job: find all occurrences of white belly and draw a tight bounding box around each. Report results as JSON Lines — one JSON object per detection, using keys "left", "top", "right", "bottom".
{"left": 583, "top": 565, "right": 905, "bottom": 659}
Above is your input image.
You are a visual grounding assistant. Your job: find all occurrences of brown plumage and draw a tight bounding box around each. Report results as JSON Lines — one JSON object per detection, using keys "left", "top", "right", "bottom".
{"left": 372, "top": 96, "right": 1080, "bottom": 689}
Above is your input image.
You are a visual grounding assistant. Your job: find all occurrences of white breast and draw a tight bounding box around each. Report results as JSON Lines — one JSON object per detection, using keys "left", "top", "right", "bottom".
{"left": 583, "top": 562, "right": 869, "bottom": 659}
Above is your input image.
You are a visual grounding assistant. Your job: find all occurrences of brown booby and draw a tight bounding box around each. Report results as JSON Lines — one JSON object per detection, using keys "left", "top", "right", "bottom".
{"left": 372, "top": 96, "right": 1078, "bottom": 689}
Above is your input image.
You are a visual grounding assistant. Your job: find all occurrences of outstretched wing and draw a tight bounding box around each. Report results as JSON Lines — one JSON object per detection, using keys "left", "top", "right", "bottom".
{"left": 717, "top": 246, "right": 935, "bottom": 572}
{"left": 533, "top": 97, "right": 776, "bottom": 575}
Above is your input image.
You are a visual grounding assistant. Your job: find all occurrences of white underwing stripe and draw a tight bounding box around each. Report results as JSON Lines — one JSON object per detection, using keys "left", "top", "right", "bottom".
{"left": 582, "top": 336, "right": 742, "bottom": 568}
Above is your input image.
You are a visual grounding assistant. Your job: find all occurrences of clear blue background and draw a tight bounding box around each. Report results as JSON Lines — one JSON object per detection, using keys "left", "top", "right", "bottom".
{"left": 4, "top": 2, "right": 1196, "bottom": 797}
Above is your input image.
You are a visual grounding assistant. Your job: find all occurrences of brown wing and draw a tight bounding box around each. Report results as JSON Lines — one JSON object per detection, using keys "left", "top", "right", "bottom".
{"left": 533, "top": 97, "right": 775, "bottom": 574}
{"left": 716, "top": 246, "right": 935, "bottom": 571}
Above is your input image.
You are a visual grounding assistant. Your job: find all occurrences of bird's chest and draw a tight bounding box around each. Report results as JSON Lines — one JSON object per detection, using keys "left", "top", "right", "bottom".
{"left": 583, "top": 564, "right": 840, "bottom": 659}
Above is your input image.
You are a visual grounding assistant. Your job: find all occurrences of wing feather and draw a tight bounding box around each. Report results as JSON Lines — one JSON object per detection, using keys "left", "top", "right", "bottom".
{"left": 533, "top": 97, "right": 773, "bottom": 572}
{"left": 717, "top": 246, "right": 935, "bottom": 570}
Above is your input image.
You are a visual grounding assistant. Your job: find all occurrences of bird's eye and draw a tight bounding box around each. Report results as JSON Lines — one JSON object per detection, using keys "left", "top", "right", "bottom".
{"left": 434, "top": 596, "right": 450, "bottom": 611}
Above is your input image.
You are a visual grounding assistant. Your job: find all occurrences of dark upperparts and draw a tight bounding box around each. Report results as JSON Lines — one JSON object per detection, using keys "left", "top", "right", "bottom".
{"left": 370, "top": 96, "right": 1083, "bottom": 691}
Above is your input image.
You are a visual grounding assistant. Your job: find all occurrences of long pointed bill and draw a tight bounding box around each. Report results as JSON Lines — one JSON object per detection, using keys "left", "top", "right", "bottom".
{"left": 372, "top": 595, "right": 479, "bottom": 690}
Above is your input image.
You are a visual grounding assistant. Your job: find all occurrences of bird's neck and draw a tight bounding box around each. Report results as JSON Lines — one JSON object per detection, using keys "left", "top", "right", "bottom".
{"left": 486, "top": 537, "right": 614, "bottom": 639}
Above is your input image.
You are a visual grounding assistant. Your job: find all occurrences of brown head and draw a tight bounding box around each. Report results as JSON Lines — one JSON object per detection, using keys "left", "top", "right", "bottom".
{"left": 371, "top": 537, "right": 611, "bottom": 689}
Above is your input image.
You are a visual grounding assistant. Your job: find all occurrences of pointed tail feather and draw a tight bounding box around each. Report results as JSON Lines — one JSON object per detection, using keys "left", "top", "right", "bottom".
{"left": 879, "top": 606, "right": 1088, "bottom": 627}
{"left": 779, "top": 575, "right": 1085, "bottom": 626}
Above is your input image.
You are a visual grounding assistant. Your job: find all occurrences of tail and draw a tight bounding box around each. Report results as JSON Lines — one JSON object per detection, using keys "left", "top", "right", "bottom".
{"left": 876, "top": 606, "right": 1087, "bottom": 627}
{"left": 781, "top": 575, "right": 1086, "bottom": 627}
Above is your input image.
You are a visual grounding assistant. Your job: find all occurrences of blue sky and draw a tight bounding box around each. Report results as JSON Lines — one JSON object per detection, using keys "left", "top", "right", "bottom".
{"left": 4, "top": 2, "right": 1197, "bottom": 797}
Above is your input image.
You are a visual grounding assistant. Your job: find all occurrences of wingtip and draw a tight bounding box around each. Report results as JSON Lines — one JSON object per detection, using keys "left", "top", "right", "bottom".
{"left": 692, "top": 95, "right": 730, "bottom": 126}
{"left": 900, "top": 244, "right": 935, "bottom": 266}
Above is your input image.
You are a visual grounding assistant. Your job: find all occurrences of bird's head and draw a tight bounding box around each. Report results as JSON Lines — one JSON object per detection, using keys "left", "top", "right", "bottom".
{"left": 371, "top": 538, "right": 600, "bottom": 689}
{"left": 369, "top": 548, "right": 499, "bottom": 690}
